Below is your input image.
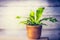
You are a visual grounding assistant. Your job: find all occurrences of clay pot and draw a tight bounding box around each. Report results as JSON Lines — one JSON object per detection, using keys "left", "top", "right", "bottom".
{"left": 26, "top": 25, "right": 42, "bottom": 39}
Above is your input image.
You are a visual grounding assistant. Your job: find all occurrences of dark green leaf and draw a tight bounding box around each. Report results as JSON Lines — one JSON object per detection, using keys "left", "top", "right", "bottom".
{"left": 49, "top": 17, "right": 58, "bottom": 23}
{"left": 40, "top": 17, "right": 58, "bottom": 23}
{"left": 40, "top": 18, "right": 49, "bottom": 21}
{"left": 40, "top": 23, "right": 47, "bottom": 26}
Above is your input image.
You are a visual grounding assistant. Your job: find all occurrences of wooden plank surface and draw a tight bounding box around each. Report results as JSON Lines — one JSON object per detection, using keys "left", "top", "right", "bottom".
{"left": 28, "top": 37, "right": 49, "bottom": 40}
{"left": 0, "top": 36, "right": 48, "bottom": 40}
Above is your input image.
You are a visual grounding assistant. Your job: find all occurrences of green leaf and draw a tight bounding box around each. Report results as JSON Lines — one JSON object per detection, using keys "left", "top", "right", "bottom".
{"left": 30, "top": 10, "right": 35, "bottom": 17}
{"left": 19, "top": 21, "right": 27, "bottom": 24}
{"left": 40, "top": 23, "right": 47, "bottom": 26}
{"left": 49, "top": 17, "right": 58, "bottom": 23}
{"left": 36, "top": 7, "right": 45, "bottom": 21}
{"left": 40, "top": 17, "right": 58, "bottom": 23}
{"left": 16, "top": 16, "right": 21, "bottom": 19}
{"left": 27, "top": 20, "right": 33, "bottom": 25}
{"left": 29, "top": 10, "right": 35, "bottom": 23}
{"left": 40, "top": 18, "right": 49, "bottom": 21}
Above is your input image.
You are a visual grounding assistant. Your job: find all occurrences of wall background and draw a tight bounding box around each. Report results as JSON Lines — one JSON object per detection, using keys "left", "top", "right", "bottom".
{"left": 0, "top": 0, "right": 60, "bottom": 40}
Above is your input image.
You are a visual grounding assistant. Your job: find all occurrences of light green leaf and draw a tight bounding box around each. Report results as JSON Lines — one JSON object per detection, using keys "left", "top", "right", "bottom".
{"left": 19, "top": 21, "right": 27, "bottom": 24}
{"left": 16, "top": 16, "right": 21, "bottom": 19}
{"left": 29, "top": 10, "right": 35, "bottom": 23}
{"left": 36, "top": 7, "right": 45, "bottom": 21}
{"left": 30, "top": 10, "right": 35, "bottom": 17}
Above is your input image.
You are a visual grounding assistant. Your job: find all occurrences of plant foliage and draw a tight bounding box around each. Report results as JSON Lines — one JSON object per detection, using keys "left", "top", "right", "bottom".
{"left": 16, "top": 7, "right": 58, "bottom": 26}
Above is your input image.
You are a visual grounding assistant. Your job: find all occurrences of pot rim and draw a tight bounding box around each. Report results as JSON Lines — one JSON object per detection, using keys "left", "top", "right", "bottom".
{"left": 26, "top": 24, "right": 42, "bottom": 27}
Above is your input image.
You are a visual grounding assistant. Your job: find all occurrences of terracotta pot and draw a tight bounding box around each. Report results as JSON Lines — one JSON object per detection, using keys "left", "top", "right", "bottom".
{"left": 26, "top": 25, "right": 42, "bottom": 39}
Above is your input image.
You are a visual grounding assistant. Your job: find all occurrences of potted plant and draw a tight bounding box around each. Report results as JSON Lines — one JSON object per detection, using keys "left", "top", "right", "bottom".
{"left": 16, "top": 7, "right": 58, "bottom": 39}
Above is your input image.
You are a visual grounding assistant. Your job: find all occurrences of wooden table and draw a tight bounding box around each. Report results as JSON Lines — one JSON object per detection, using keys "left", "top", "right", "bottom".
{"left": 0, "top": 29, "right": 49, "bottom": 40}
{"left": 28, "top": 37, "right": 49, "bottom": 40}
{"left": 0, "top": 36, "right": 49, "bottom": 40}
